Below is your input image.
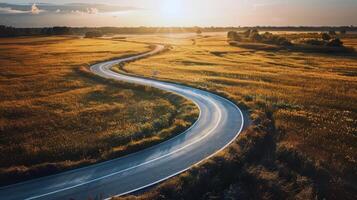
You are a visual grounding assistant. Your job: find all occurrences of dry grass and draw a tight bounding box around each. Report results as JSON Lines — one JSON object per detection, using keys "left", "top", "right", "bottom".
{"left": 0, "top": 36, "right": 198, "bottom": 185}
{"left": 117, "top": 33, "right": 357, "bottom": 199}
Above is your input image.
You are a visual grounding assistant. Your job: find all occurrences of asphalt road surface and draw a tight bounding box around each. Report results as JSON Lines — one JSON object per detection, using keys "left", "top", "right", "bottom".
{"left": 0, "top": 45, "right": 245, "bottom": 200}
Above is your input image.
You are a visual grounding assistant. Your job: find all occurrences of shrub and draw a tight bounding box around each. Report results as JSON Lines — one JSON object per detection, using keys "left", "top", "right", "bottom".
{"left": 321, "top": 33, "right": 331, "bottom": 41}
{"left": 84, "top": 31, "right": 103, "bottom": 38}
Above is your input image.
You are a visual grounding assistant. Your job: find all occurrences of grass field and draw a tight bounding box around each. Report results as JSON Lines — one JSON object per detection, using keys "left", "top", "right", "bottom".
{"left": 116, "top": 33, "right": 357, "bottom": 199}
{"left": 0, "top": 36, "right": 198, "bottom": 185}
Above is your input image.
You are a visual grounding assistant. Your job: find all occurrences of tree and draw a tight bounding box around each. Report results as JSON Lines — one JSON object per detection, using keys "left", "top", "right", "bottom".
{"left": 52, "top": 27, "right": 71, "bottom": 35}
{"left": 41, "top": 28, "right": 53, "bottom": 35}
{"left": 85, "top": 31, "right": 103, "bottom": 38}
{"left": 321, "top": 33, "right": 331, "bottom": 41}
{"left": 0, "top": 25, "right": 6, "bottom": 36}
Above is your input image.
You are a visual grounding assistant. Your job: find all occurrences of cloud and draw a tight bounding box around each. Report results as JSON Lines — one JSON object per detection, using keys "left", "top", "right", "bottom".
{"left": 0, "top": 7, "right": 28, "bottom": 14}
{"left": 0, "top": 2, "right": 129, "bottom": 18}
{"left": 31, "top": 3, "right": 41, "bottom": 14}
{"left": 70, "top": 8, "right": 99, "bottom": 15}
{"left": 0, "top": 3, "right": 136, "bottom": 16}
{"left": 72, "top": 7, "right": 98, "bottom": 15}
{"left": 0, "top": 3, "right": 44, "bottom": 15}
{"left": 87, "top": 8, "right": 98, "bottom": 15}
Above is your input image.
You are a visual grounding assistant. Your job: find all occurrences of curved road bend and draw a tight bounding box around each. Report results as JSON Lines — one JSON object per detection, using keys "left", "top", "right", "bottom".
{"left": 0, "top": 45, "right": 245, "bottom": 200}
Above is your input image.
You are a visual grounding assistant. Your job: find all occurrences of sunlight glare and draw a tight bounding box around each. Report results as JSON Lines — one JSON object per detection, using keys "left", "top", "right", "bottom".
{"left": 159, "top": 0, "right": 184, "bottom": 22}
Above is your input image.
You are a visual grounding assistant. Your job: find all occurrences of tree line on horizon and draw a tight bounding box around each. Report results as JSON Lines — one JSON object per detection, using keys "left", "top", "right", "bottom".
{"left": 0, "top": 25, "right": 356, "bottom": 37}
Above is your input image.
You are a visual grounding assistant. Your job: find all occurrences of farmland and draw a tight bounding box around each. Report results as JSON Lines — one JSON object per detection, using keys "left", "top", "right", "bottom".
{"left": 0, "top": 32, "right": 356, "bottom": 199}
{"left": 116, "top": 33, "right": 357, "bottom": 199}
{"left": 0, "top": 36, "right": 198, "bottom": 185}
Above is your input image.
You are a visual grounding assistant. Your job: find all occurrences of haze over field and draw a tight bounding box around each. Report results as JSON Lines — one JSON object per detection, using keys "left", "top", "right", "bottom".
{"left": 1, "top": 0, "right": 357, "bottom": 27}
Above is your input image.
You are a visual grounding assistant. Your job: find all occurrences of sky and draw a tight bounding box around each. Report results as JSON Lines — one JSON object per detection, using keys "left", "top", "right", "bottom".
{"left": 0, "top": 0, "right": 357, "bottom": 27}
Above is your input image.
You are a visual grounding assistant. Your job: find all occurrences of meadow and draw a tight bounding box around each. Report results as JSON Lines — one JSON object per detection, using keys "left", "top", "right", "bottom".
{"left": 0, "top": 36, "right": 198, "bottom": 185}
{"left": 116, "top": 33, "right": 357, "bottom": 199}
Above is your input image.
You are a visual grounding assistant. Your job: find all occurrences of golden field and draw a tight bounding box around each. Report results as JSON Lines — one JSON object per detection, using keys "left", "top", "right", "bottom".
{"left": 0, "top": 33, "right": 355, "bottom": 199}
{"left": 116, "top": 33, "right": 357, "bottom": 199}
{"left": 0, "top": 36, "right": 198, "bottom": 185}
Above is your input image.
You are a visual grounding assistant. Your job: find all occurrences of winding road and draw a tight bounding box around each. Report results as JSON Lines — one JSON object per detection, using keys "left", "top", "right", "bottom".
{"left": 0, "top": 45, "right": 245, "bottom": 200}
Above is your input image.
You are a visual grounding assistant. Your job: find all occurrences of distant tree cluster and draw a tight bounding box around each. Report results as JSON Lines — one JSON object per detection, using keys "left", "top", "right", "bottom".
{"left": 84, "top": 31, "right": 103, "bottom": 38}
{"left": 0, "top": 25, "right": 71, "bottom": 37}
{"left": 0, "top": 25, "right": 40, "bottom": 37}
{"left": 227, "top": 29, "right": 293, "bottom": 46}
{"left": 261, "top": 32, "right": 293, "bottom": 46}
{"left": 303, "top": 32, "right": 344, "bottom": 47}
{"left": 41, "top": 27, "right": 71, "bottom": 35}
{"left": 322, "top": 32, "right": 344, "bottom": 47}
{"left": 228, "top": 28, "right": 348, "bottom": 48}
{"left": 0, "top": 25, "right": 354, "bottom": 38}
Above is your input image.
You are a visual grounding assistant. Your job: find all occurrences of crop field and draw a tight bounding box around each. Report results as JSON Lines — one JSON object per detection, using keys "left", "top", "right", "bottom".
{"left": 117, "top": 33, "right": 357, "bottom": 199}
{"left": 0, "top": 36, "right": 198, "bottom": 185}
{"left": 0, "top": 33, "right": 356, "bottom": 199}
